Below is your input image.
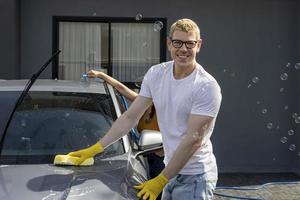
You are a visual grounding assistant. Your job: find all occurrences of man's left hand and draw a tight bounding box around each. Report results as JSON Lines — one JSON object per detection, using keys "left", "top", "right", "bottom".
{"left": 134, "top": 173, "right": 169, "bottom": 200}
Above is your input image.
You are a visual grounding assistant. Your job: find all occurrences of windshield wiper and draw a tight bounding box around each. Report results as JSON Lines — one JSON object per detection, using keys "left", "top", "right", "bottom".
{"left": 0, "top": 50, "right": 61, "bottom": 157}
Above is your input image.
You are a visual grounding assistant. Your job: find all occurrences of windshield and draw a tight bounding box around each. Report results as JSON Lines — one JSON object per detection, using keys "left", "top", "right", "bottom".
{"left": 0, "top": 91, "right": 124, "bottom": 164}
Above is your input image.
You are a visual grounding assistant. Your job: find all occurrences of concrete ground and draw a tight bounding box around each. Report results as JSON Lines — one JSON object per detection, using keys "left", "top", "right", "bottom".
{"left": 214, "top": 173, "right": 300, "bottom": 200}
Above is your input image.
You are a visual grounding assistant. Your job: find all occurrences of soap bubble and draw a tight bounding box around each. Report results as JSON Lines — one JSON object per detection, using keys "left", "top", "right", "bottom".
{"left": 292, "top": 113, "right": 298, "bottom": 119}
{"left": 287, "top": 129, "right": 294, "bottom": 136}
{"left": 286, "top": 62, "right": 291, "bottom": 68}
{"left": 266, "top": 123, "right": 273, "bottom": 129}
{"left": 256, "top": 101, "right": 261, "bottom": 105}
{"left": 261, "top": 109, "right": 267, "bottom": 114}
{"left": 295, "top": 116, "right": 300, "bottom": 124}
{"left": 135, "top": 13, "right": 142, "bottom": 21}
{"left": 295, "top": 63, "right": 300, "bottom": 69}
{"left": 279, "top": 88, "right": 284, "bottom": 92}
{"left": 280, "top": 73, "right": 288, "bottom": 80}
{"left": 280, "top": 137, "right": 288, "bottom": 143}
{"left": 252, "top": 77, "right": 259, "bottom": 83}
{"left": 284, "top": 105, "right": 289, "bottom": 110}
{"left": 153, "top": 21, "right": 163, "bottom": 31}
{"left": 289, "top": 144, "right": 296, "bottom": 151}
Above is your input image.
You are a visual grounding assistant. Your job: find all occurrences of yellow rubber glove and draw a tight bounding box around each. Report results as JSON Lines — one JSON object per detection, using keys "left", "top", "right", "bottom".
{"left": 134, "top": 173, "right": 169, "bottom": 200}
{"left": 67, "top": 142, "right": 104, "bottom": 165}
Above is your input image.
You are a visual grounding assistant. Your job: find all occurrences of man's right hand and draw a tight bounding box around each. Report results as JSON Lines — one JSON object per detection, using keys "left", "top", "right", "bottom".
{"left": 68, "top": 142, "right": 104, "bottom": 165}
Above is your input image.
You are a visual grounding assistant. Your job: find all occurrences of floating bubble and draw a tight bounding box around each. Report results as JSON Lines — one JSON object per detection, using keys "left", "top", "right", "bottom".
{"left": 266, "top": 122, "right": 273, "bottom": 129}
{"left": 247, "top": 84, "right": 252, "bottom": 88}
{"left": 261, "top": 109, "right": 267, "bottom": 114}
{"left": 256, "top": 101, "right": 261, "bottom": 105}
{"left": 280, "top": 137, "right": 288, "bottom": 143}
{"left": 230, "top": 72, "right": 236, "bottom": 77}
{"left": 292, "top": 113, "right": 298, "bottom": 118}
{"left": 276, "top": 125, "right": 280, "bottom": 130}
{"left": 135, "top": 13, "right": 142, "bottom": 21}
{"left": 295, "top": 116, "right": 300, "bottom": 124}
{"left": 287, "top": 129, "right": 295, "bottom": 136}
{"left": 153, "top": 21, "right": 163, "bottom": 31}
{"left": 142, "top": 42, "right": 148, "bottom": 47}
{"left": 252, "top": 77, "right": 259, "bottom": 83}
{"left": 279, "top": 88, "right": 284, "bottom": 92}
{"left": 280, "top": 73, "right": 288, "bottom": 80}
{"left": 284, "top": 105, "right": 289, "bottom": 110}
{"left": 286, "top": 62, "right": 291, "bottom": 68}
{"left": 289, "top": 144, "right": 296, "bottom": 151}
{"left": 223, "top": 69, "right": 227, "bottom": 73}
{"left": 295, "top": 63, "right": 300, "bottom": 69}
{"left": 92, "top": 12, "right": 97, "bottom": 16}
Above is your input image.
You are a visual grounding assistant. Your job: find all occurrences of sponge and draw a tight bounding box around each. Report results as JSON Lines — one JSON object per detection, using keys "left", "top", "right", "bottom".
{"left": 54, "top": 155, "right": 94, "bottom": 166}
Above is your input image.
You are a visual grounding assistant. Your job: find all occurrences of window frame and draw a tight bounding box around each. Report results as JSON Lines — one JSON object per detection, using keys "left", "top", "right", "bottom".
{"left": 52, "top": 16, "right": 167, "bottom": 88}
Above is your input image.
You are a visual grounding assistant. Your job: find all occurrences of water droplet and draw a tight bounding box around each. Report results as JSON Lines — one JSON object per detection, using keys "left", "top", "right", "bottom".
{"left": 262, "top": 109, "right": 267, "bottom": 114}
{"left": 280, "top": 137, "right": 288, "bottom": 143}
{"left": 279, "top": 88, "right": 284, "bottom": 92}
{"left": 135, "top": 13, "right": 142, "bottom": 21}
{"left": 289, "top": 144, "right": 296, "bottom": 151}
{"left": 267, "top": 122, "right": 273, "bottom": 129}
{"left": 21, "top": 119, "right": 26, "bottom": 127}
{"left": 280, "top": 73, "right": 288, "bottom": 80}
{"left": 252, "top": 77, "right": 259, "bottom": 83}
{"left": 153, "top": 21, "right": 163, "bottom": 31}
{"left": 295, "top": 63, "right": 300, "bottom": 69}
{"left": 284, "top": 105, "right": 289, "bottom": 110}
{"left": 295, "top": 116, "right": 300, "bottom": 124}
{"left": 286, "top": 62, "right": 291, "bottom": 68}
{"left": 288, "top": 129, "right": 295, "bottom": 136}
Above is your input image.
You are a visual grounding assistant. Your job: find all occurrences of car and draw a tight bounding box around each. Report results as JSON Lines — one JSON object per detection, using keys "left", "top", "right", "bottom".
{"left": 0, "top": 79, "right": 163, "bottom": 200}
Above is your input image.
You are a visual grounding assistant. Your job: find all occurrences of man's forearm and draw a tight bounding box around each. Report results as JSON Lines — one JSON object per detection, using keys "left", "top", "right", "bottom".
{"left": 161, "top": 133, "right": 203, "bottom": 179}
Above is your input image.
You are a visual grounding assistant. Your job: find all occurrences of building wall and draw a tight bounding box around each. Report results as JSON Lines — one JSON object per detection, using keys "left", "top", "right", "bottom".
{"left": 1, "top": 0, "right": 299, "bottom": 173}
{"left": 0, "top": 0, "right": 20, "bottom": 79}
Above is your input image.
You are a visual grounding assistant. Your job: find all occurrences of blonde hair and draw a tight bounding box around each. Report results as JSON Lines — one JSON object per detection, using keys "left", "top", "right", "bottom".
{"left": 169, "top": 18, "right": 201, "bottom": 40}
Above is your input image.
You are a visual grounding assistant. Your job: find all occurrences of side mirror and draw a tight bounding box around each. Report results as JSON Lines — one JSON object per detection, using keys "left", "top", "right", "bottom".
{"left": 138, "top": 129, "right": 162, "bottom": 151}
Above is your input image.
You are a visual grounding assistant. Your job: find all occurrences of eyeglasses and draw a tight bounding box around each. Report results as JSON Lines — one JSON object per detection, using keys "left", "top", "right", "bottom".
{"left": 171, "top": 39, "right": 198, "bottom": 49}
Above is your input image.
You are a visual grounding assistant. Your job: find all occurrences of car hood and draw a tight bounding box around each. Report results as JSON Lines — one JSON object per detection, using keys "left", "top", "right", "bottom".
{"left": 0, "top": 154, "right": 147, "bottom": 200}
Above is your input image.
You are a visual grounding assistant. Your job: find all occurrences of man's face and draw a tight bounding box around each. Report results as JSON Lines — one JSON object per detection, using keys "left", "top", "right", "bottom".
{"left": 167, "top": 30, "right": 202, "bottom": 69}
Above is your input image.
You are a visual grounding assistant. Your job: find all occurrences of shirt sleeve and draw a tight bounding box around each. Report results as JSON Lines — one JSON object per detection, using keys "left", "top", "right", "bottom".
{"left": 139, "top": 67, "right": 153, "bottom": 98}
{"left": 191, "top": 81, "right": 222, "bottom": 117}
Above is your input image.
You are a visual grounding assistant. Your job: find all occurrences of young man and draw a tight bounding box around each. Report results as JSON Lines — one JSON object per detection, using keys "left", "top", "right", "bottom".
{"left": 67, "top": 18, "right": 222, "bottom": 200}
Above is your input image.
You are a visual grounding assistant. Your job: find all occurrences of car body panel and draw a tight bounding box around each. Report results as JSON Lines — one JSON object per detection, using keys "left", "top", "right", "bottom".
{"left": 0, "top": 153, "right": 148, "bottom": 200}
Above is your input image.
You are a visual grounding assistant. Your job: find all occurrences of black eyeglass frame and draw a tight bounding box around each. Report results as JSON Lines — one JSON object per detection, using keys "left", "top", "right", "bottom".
{"left": 170, "top": 39, "right": 199, "bottom": 49}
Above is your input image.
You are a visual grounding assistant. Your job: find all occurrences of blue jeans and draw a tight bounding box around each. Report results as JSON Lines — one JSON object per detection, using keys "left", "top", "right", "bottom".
{"left": 161, "top": 173, "right": 217, "bottom": 200}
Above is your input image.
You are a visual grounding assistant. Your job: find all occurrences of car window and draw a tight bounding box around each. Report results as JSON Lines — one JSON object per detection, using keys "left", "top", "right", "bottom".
{"left": 0, "top": 91, "right": 124, "bottom": 164}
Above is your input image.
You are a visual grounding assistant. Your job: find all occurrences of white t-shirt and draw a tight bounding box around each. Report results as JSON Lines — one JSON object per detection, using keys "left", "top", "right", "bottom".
{"left": 139, "top": 61, "right": 222, "bottom": 176}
